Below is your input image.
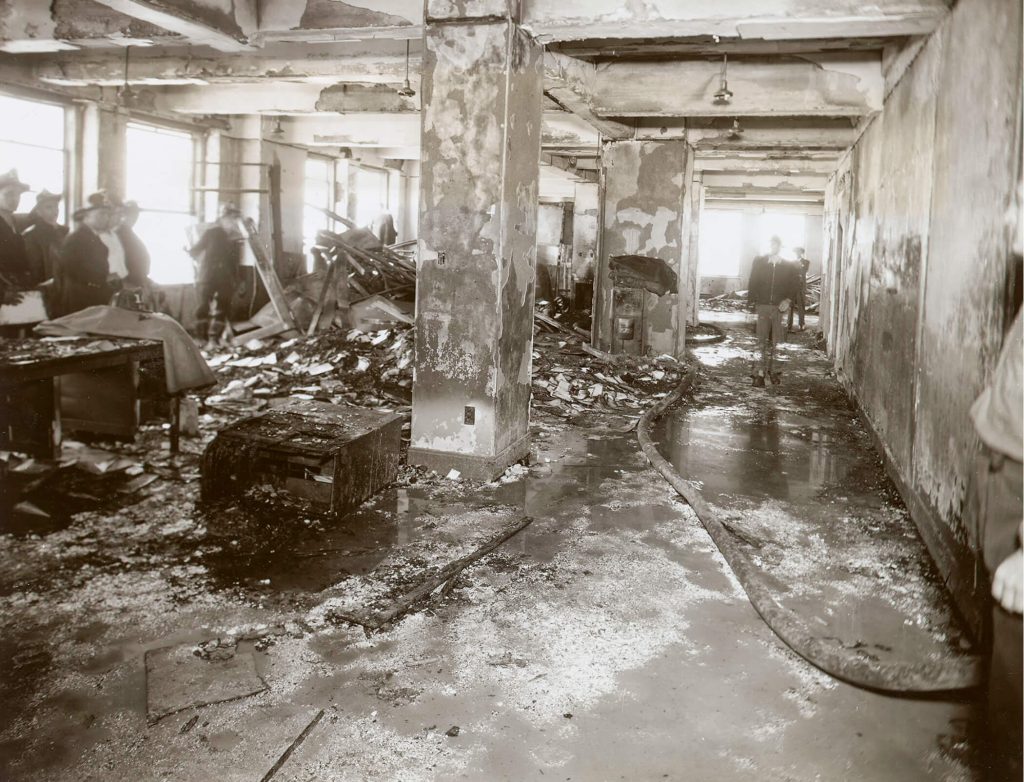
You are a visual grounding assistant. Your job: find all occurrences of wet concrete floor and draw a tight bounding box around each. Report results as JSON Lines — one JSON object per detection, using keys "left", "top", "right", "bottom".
{"left": 0, "top": 313, "right": 981, "bottom": 781}
{"left": 654, "top": 312, "right": 975, "bottom": 664}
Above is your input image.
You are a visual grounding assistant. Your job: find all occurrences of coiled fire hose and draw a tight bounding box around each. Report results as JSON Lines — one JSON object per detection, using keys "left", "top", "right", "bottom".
{"left": 637, "top": 367, "right": 983, "bottom": 692}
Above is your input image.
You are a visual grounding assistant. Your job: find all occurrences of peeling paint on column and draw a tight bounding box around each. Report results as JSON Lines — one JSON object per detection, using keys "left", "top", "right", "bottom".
{"left": 594, "top": 140, "right": 687, "bottom": 353}
{"left": 409, "top": 15, "right": 542, "bottom": 477}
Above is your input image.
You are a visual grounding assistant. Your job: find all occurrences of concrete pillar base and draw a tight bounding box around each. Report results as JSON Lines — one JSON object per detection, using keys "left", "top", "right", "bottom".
{"left": 408, "top": 432, "right": 530, "bottom": 483}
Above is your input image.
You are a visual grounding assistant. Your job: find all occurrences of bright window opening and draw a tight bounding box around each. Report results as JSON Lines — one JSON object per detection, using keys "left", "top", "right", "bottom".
{"left": 698, "top": 210, "right": 744, "bottom": 277}
{"left": 303, "top": 156, "right": 332, "bottom": 271}
{"left": 0, "top": 94, "right": 66, "bottom": 219}
{"left": 125, "top": 122, "right": 195, "bottom": 285}
{"left": 352, "top": 165, "right": 389, "bottom": 229}
{"left": 757, "top": 212, "right": 806, "bottom": 260}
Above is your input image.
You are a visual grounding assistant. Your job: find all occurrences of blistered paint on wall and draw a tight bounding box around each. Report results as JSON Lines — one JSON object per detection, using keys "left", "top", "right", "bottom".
{"left": 823, "top": 0, "right": 1021, "bottom": 625}
{"left": 595, "top": 140, "right": 687, "bottom": 353}
{"left": 571, "top": 182, "right": 599, "bottom": 282}
{"left": 410, "top": 15, "right": 541, "bottom": 472}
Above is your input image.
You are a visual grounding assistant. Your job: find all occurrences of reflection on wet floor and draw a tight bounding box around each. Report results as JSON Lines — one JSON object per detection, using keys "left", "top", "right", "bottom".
{"left": 653, "top": 311, "right": 972, "bottom": 661}
{"left": 198, "top": 428, "right": 642, "bottom": 593}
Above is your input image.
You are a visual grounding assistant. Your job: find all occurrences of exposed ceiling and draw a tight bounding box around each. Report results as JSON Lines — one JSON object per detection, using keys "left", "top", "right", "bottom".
{"left": 0, "top": 0, "right": 954, "bottom": 202}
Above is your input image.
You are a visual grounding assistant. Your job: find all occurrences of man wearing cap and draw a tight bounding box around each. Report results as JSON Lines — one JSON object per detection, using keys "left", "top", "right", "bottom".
{"left": 0, "top": 169, "right": 32, "bottom": 304}
{"left": 56, "top": 191, "right": 117, "bottom": 315}
{"left": 189, "top": 203, "right": 243, "bottom": 347}
{"left": 23, "top": 190, "right": 68, "bottom": 286}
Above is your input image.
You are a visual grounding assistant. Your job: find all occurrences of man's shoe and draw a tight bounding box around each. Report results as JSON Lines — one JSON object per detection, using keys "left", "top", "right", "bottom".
{"left": 752, "top": 374, "right": 766, "bottom": 388}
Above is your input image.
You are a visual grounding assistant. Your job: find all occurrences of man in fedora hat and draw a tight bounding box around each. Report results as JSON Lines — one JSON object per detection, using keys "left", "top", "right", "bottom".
{"left": 55, "top": 191, "right": 117, "bottom": 315}
{"left": 189, "top": 202, "right": 243, "bottom": 348}
{"left": 0, "top": 169, "right": 32, "bottom": 304}
{"left": 23, "top": 190, "right": 68, "bottom": 286}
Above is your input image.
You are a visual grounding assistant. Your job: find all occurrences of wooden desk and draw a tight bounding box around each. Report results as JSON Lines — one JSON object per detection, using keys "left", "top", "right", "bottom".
{"left": 0, "top": 337, "right": 165, "bottom": 458}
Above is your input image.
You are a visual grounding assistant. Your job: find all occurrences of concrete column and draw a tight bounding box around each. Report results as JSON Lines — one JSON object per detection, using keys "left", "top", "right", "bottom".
{"left": 571, "top": 181, "right": 599, "bottom": 283}
{"left": 682, "top": 171, "right": 704, "bottom": 329}
{"left": 408, "top": 4, "right": 543, "bottom": 481}
{"left": 85, "top": 105, "right": 126, "bottom": 200}
{"left": 594, "top": 139, "right": 689, "bottom": 356}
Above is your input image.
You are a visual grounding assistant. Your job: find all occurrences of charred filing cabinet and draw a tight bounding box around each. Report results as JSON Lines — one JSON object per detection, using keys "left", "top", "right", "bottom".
{"left": 609, "top": 254, "right": 679, "bottom": 356}
{"left": 201, "top": 400, "right": 403, "bottom": 515}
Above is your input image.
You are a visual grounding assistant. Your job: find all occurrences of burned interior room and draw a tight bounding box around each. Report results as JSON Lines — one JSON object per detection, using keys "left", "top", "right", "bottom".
{"left": 0, "top": 1, "right": 1021, "bottom": 780}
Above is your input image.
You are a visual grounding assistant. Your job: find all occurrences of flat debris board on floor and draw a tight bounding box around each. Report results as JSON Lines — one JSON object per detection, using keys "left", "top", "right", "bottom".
{"left": 145, "top": 643, "right": 267, "bottom": 723}
{"left": 200, "top": 399, "right": 403, "bottom": 514}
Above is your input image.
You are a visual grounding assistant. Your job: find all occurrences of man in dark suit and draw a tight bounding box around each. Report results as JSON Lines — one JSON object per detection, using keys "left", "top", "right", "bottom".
{"left": 787, "top": 246, "right": 812, "bottom": 332}
{"left": 23, "top": 190, "right": 68, "bottom": 284}
{"left": 56, "top": 192, "right": 116, "bottom": 316}
{"left": 189, "top": 203, "right": 243, "bottom": 347}
{"left": 747, "top": 235, "right": 801, "bottom": 387}
{"left": 0, "top": 169, "right": 31, "bottom": 305}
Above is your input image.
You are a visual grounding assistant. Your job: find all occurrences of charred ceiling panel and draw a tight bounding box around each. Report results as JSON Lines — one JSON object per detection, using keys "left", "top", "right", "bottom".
{"left": 52, "top": 0, "right": 172, "bottom": 40}
{"left": 298, "top": 0, "right": 415, "bottom": 30}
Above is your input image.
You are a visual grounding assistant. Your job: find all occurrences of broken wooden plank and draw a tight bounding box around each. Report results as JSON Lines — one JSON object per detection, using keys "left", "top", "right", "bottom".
{"left": 339, "top": 515, "right": 534, "bottom": 630}
{"left": 240, "top": 217, "right": 299, "bottom": 332}
{"left": 259, "top": 709, "right": 325, "bottom": 782}
{"left": 231, "top": 320, "right": 291, "bottom": 346}
{"left": 306, "top": 258, "right": 341, "bottom": 337}
{"left": 534, "top": 311, "right": 574, "bottom": 335}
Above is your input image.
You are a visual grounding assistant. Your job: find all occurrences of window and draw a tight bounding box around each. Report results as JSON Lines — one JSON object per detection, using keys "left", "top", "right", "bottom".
{"left": 0, "top": 94, "right": 66, "bottom": 218}
{"left": 303, "top": 156, "right": 332, "bottom": 271}
{"left": 757, "top": 212, "right": 805, "bottom": 260}
{"left": 698, "top": 210, "right": 744, "bottom": 277}
{"left": 352, "top": 165, "right": 389, "bottom": 228}
{"left": 125, "top": 122, "right": 195, "bottom": 284}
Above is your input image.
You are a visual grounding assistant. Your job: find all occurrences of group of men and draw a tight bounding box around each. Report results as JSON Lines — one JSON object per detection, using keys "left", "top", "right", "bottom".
{"left": 0, "top": 170, "right": 151, "bottom": 317}
{"left": 0, "top": 168, "right": 245, "bottom": 348}
{"left": 746, "top": 235, "right": 811, "bottom": 387}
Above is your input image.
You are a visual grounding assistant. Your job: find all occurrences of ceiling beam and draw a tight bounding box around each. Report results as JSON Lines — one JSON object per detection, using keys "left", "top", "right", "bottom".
{"left": 33, "top": 40, "right": 417, "bottom": 86}
{"left": 521, "top": 0, "right": 950, "bottom": 44}
{"left": 248, "top": 112, "right": 593, "bottom": 151}
{"left": 90, "top": 0, "right": 255, "bottom": 52}
{"left": 702, "top": 172, "right": 828, "bottom": 192}
{"left": 592, "top": 54, "right": 882, "bottom": 119}
{"left": 704, "top": 198, "right": 824, "bottom": 216}
{"left": 695, "top": 156, "right": 838, "bottom": 175}
{"left": 543, "top": 51, "right": 633, "bottom": 140}
{"left": 550, "top": 36, "right": 904, "bottom": 60}
{"left": 684, "top": 118, "right": 858, "bottom": 150}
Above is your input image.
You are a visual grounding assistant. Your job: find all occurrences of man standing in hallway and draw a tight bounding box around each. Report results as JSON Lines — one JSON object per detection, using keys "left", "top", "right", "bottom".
{"left": 747, "top": 235, "right": 800, "bottom": 387}
{"left": 787, "top": 246, "right": 811, "bottom": 332}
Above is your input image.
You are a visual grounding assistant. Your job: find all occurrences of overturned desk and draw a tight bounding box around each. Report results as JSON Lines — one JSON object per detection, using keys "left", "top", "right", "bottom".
{"left": 0, "top": 337, "right": 166, "bottom": 458}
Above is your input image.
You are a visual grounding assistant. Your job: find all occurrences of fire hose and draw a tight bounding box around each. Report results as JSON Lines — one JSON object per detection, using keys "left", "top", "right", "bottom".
{"left": 637, "top": 367, "right": 983, "bottom": 692}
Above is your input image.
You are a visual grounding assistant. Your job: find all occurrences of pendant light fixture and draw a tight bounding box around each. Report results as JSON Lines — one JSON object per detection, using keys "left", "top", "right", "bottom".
{"left": 713, "top": 53, "right": 733, "bottom": 105}
{"left": 397, "top": 40, "right": 416, "bottom": 98}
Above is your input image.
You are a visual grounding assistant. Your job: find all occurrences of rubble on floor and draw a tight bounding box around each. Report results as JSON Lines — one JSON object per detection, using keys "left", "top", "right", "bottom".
{"left": 530, "top": 332, "right": 684, "bottom": 420}
{"left": 200, "top": 328, "right": 414, "bottom": 418}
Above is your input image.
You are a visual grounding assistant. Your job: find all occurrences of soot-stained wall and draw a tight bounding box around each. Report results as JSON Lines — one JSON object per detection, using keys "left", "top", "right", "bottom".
{"left": 822, "top": 0, "right": 1022, "bottom": 627}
